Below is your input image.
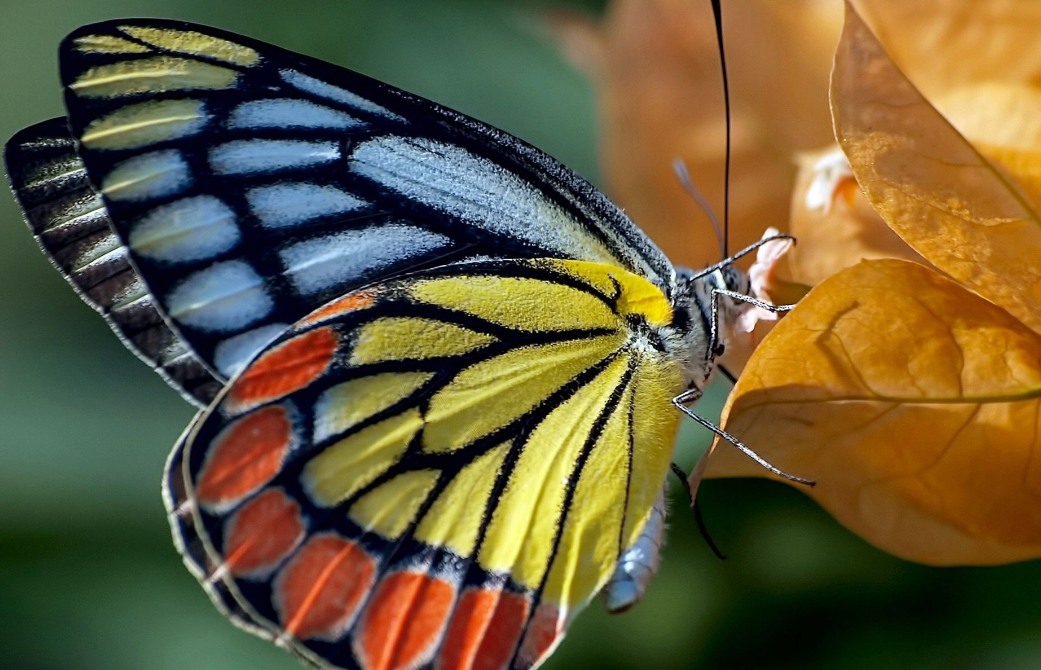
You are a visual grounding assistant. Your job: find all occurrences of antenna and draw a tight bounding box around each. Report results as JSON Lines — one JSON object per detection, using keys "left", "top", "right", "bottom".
{"left": 710, "top": 0, "right": 731, "bottom": 257}
{"left": 673, "top": 159, "right": 725, "bottom": 259}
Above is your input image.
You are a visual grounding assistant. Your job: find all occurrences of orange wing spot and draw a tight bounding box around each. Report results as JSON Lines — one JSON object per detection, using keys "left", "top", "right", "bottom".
{"left": 299, "top": 289, "right": 380, "bottom": 327}
{"left": 196, "top": 405, "right": 292, "bottom": 509}
{"left": 276, "top": 534, "right": 376, "bottom": 641}
{"left": 437, "top": 588, "right": 529, "bottom": 670}
{"left": 514, "top": 603, "right": 563, "bottom": 670}
{"left": 355, "top": 572, "right": 455, "bottom": 670}
{"left": 223, "top": 489, "right": 304, "bottom": 576}
{"left": 228, "top": 327, "right": 339, "bottom": 409}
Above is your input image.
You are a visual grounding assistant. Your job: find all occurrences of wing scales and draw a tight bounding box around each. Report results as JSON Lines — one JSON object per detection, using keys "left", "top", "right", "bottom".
{"left": 5, "top": 17, "right": 695, "bottom": 670}
{"left": 168, "top": 258, "right": 684, "bottom": 670}
{"left": 3, "top": 118, "right": 221, "bottom": 405}
{"left": 30, "top": 18, "right": 675, "bottom": 389}
{"left": 475, "top": 352, "right": 631, "bottom": 588}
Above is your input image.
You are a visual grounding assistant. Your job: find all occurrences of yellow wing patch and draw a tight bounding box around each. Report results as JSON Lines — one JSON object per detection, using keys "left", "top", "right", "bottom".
{"left": 422, "top": 334, "right": 625, "bottom": 454}
{"left": 69, "top": 56, "right": 240, "bottom": 98}
{"left": 414, "top": 442, "right": 512, "bottom": 556}
{"left": 620, "top": 352, "right": 684, "bottom": 548}
{"left": 304, "top": 410, "right": 422, "bottom": 506}
{"left": 119, "top": 25, "right": 261, "bottom": 67}
{"left": 350, "top": 469, "right": 440, "bottom": 539}
{"left": 180, "top": 258, "right": 685, "bottom": 670}
{"left": 71, "top": 25, "right": 261, "bottom": 66}
{"left": 477, "top": 352, "right": 631, "bottom": 588}
{"left": 313, "top": 371, "right": 434, "bottom": 442}
{"left": 350, "top": 317, "right": 496, "bottom": 365}
{"left": 73, "top": 34, "right": 152, "bottom": 54}
{"left": 410, "top": 274, "right": 619, "bottom": 331}
{"left": 80, "top": 99, "right": 208, "bottom": 150}
{"left": 543, "top": 380, "right": 634, "bottom": 603}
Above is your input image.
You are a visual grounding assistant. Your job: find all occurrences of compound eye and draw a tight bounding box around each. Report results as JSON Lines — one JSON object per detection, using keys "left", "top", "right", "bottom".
{"left": 726, "top": 268, "right": 749, "bottom": 295}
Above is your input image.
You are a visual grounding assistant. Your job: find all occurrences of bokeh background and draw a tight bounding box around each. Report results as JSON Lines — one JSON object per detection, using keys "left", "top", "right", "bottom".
{"left": 2, "top": 1, "right": 1041, "bottom": 669}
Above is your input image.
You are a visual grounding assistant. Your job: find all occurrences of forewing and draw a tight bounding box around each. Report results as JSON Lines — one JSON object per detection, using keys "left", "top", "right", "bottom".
{"left": 171, "top": 258, "right": 684, "bottom": 670}
{"left": 37, "top": 18, "right": 675, "bottom": 385}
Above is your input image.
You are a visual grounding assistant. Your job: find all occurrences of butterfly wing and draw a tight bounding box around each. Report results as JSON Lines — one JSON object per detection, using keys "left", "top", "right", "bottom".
{"left": 170, "top": 258, "right": 684, "bottom": 670}
{"left": 4, "top": 118, "right": 223, "bottom": 404}
{"left": 5, "top": 18, "right": 675, "bottom": 403}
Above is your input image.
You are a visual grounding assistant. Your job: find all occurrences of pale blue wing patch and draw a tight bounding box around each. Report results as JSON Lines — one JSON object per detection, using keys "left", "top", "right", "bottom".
{"left": 101, "top": 149, "right": 192, "bottom": 201}
{"left": 279, "top": 224, "right": 452, "bottom": 296}
{"left": 228, "top": 98, "right": 366, "bottom": 131}
{"left": 128, "top": 195, "right": 240, "bottom": 263}
{"left": 349, "top": 136, "right": 619, "bottom": 267}
{"left": 279, "top": 68, "right": 406, "bottom": 122}
{"left": 246, "top": 183, "right": 368, "bottom": 229}
{"left": 165, "top": 260, "right": 273, "bottom": 332}
{"left": 208, "top": 139, "right": 341, "bottom": 176}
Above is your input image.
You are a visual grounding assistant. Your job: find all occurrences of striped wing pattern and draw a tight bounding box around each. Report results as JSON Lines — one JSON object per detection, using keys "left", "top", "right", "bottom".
{"left": 4, "top": 118, "right": 222, "bottom": 404}
{"left": 166, "top": 259, "right": 684, "bottom": 670}
{"left": 40, "top": 19, "right": 675, "bottom": 388}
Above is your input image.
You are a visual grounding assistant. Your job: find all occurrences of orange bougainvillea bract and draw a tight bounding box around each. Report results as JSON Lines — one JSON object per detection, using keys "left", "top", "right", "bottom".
{"left": 707, "top": 1, "right": 1041, "bottom": 566}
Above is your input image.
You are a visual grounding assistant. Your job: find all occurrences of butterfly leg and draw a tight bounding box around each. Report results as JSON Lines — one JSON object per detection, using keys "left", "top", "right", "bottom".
{"left": 603, "top": 487, "right": 667, "bottom": 614}
{"left": 671, "top": 391, "right": 815, "bottom": 486}
{"left": 706, "top": 287, "right": 798, "bottom": 359}
{"left": 670, "top": 463, "right": 726, "bottom": 560}
{"left": 714, "top": 288, "right": 797, "bottom": 314}
{"left": 669, "top": 462, "right": 694, "bottom": 506}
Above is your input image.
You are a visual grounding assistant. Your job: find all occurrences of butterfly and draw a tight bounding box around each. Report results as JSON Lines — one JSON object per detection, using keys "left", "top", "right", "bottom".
{"left": 4, "top": 17, "right": 798, "bottom": 670}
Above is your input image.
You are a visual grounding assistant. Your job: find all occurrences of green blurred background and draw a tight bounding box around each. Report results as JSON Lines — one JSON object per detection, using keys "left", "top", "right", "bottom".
{"left": 1, "top": 1, "right": 1040, "bottom": 669}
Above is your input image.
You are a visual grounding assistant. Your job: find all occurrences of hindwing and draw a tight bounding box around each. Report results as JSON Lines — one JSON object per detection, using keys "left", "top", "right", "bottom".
{"left": 166, "top": 258, "right": 685, "bottom": 670}
{"left": 6, "top": 18, "right": 675, "bottom": 405}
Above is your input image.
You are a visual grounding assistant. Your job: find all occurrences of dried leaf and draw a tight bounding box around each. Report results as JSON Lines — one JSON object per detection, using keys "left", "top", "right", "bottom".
{"left": 854, "top": 1, "right": 1041, "bottom": 217}
{"left": 565, "top": 0, "right": 840, "bottom": 269}
{"left": 856, "top": 0, "right": 1041, "bottom": 103}
{"left": 789, "top": 146, "right": 927, "bottom": 285}
{"left": 935, "top": 82, "right": 1041, "bottom": 212}
{"left": 832, "top": 1, "right": 1041, "bottom": 336}
{"left": 707, "top": 260, "right": 1041, "bottom": 565}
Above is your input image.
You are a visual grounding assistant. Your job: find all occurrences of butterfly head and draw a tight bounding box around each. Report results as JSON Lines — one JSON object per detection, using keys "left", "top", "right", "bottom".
{"left": 670, "top": 264, "right": 751, "bottom": 387}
